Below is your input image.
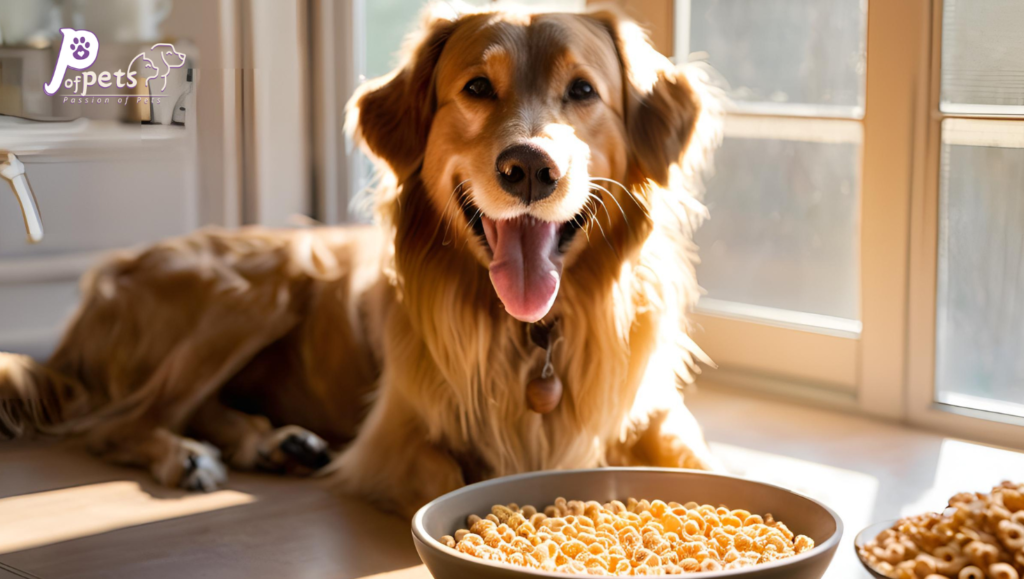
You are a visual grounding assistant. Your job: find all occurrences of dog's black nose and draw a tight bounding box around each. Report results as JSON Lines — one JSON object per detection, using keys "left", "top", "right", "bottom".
{"left": 495, "top": 144, "right": 560, "bottom": 205}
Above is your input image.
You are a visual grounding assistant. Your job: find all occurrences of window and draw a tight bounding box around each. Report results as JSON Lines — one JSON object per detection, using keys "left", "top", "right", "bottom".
{"left": 906, "top": 0, "right": 1024, "bottom": 445}
{"left": 681, "top": 0, "right": 867, "bottom": 399}
{"left": 935, "top": 120, "right": 1024, "bottom": 416}
{"left": 680, "top": 0, "right": 1024, "bottom": 448}
{"left": 932, "top": 0, "right": 1024, "bottom": 419}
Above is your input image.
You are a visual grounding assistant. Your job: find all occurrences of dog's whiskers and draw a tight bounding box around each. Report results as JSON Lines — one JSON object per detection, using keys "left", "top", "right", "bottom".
{"left": 587, "top": 184, "right": 631, "bottom": 234}
{"left": 590, "top": 177, "right": 651, "bottom": 219}
{"left": 461, "top": 207, "right": 483, "bottom": 250}
{"left": 440, "top": 180, "right": 472, "bottom": 246}
{"left": 586, "top": 190, "right": 615, "bottom": 230}
{"left": 581, "top": 196, "right": 618, "bottom": 257}
{"left": 573, "top": 212, "right": 591, "bottom": 242}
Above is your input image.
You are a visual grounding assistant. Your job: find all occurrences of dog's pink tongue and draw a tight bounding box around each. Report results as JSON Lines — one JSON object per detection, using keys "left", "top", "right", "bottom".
{"left": 481, "top": 216, "right": 562, "bottom": 323}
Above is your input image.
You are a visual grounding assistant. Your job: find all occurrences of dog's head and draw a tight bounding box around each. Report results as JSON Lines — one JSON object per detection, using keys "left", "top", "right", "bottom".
{"left": 153, "top": 43, "right": 186, "bottom": 70}
{"left": 350, "top": 4, "right": 712, "bottom": 323}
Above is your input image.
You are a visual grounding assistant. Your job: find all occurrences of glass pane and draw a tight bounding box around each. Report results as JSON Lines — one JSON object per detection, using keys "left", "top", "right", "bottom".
{"left": 941, "top": 0, "right": 1024, "bottom": 113}
{"left": 695, "top": 117, "right": 861, "bottom": 321}
{"left": 936, "top": 119, "right": 1024, "bottom": 413}
{"left": 687, "top": 0, "right": 867, "bottom": 117}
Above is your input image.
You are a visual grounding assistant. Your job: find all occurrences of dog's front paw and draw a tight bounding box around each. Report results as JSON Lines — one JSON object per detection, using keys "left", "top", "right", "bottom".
{"left": 256, "top": 425, "right": 332, "bottom": 474}
{"left": 660, "top": 432, "right": 722, "bottom": 472}
{"left": 153, "top": 438, "right": 228, "bottom": 491}
{"left": 331, "top": 441, "right": 464, "bottom": 519}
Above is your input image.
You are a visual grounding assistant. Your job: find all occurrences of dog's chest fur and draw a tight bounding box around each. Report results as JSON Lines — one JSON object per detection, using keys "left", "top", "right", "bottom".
{"left": 378, "top": 257, "right": 652, "bottom": 480}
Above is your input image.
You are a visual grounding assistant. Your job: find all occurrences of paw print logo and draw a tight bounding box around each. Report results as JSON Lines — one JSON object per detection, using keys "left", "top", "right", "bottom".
{"left": 71, "top": 37, "right": 91, "bottom": 60}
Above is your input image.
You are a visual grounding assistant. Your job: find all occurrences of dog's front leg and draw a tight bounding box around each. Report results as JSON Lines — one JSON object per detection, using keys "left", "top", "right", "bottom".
{"left": 605, "top": 359, "right": 719, "bottom": 471}
{"left": 607, "top": 400, "right": 718, "bottom": 471}
{"left": 328, "top": 381, "right": 464, "bottom": 518}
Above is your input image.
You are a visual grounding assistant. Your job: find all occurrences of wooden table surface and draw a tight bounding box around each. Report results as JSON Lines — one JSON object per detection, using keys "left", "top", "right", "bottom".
{"left": 2, "top": 387, "right": 1023, "bottom": 579}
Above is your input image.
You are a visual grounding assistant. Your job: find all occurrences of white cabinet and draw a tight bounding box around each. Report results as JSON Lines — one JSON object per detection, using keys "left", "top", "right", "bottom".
{"left": 0, "top": 117, "right": 199, "bottom": 358}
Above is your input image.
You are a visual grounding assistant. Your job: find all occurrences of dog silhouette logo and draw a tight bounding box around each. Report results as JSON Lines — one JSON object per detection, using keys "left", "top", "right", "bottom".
{"left": 44, "top": 28, "right": 99, "bottom": 95}
{"left": 128, "top": 43, "right": 187, "bottom": 92}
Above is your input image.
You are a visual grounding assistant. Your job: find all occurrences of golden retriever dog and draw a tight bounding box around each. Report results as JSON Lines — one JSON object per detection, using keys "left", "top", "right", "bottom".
{"left": 0, "top": 3, "right": 720, "bottom": 517}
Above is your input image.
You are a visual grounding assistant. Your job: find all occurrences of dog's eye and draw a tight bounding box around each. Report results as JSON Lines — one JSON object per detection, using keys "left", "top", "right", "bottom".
{"left": 464, "top": 77, "right": 495, "bottom": 99}
{"left": 567, "top": 79, "right": 597, "bottom": 101}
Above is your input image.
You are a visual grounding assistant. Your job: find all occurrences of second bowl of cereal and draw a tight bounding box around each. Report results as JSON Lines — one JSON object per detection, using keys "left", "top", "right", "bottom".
{"left": 412, "top": 468, "right": 842, "bottom": 577}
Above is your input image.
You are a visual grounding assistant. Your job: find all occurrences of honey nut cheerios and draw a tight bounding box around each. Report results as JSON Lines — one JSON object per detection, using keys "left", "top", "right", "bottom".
{"left": 858, "top": 481, "right": 1024, "bottom": 579}
{"left": 440, "top": 496, "right": 815, "bottom": 575}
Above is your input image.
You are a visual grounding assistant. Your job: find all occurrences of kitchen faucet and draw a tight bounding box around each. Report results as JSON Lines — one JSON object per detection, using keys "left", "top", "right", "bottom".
{"left": 1, "top": 153, "right": 44, "bottom": 243}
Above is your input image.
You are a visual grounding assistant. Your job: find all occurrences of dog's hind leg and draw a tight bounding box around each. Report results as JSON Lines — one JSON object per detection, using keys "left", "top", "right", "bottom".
{"left": 83, "top": 296, "right": 300, "bottom": 490}
{"left": 187, "top": 399, "right": 331, "bottom": 474}
{"left": 87, "top": 420, "right": 228, "bottom": 491}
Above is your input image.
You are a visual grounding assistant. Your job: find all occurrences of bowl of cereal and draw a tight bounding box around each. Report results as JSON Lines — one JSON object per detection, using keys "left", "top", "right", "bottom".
{"left": 855, "top": 481, "right": 1024, "bottom": 579}
{"left": 412, "top": 468, "right": 842, "bottom": 577}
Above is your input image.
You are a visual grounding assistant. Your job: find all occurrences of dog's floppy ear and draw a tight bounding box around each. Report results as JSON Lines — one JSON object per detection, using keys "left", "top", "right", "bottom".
{"left": 347, "top": 5, "right": 462, "bottom": 179}
{"left": 588, "top": 11, "right": 715, "bottom": 187}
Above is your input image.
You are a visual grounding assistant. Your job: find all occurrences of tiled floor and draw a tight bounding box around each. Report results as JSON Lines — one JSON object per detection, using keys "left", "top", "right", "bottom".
{"left": 2, "top": 387, "right": 1022, "bottom": 579}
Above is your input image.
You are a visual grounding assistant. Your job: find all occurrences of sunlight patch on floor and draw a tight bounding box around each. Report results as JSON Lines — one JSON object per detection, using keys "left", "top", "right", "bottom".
{"left": 711, "top": 441, "right": 879, "bottom": 530}
{"left": 357, "top": 566, "right": 429, "bottom": 579}
{"left": 900, "top": 438, "right": 1024, "bottom": 516}
{"left": 0, "top": 481, "right": 255, "bottom": 554}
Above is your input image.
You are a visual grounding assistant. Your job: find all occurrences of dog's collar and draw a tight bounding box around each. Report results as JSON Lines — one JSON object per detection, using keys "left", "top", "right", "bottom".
{"left": 528, "top": 317, "right": 559, "bottom": 351}
{"left": 526, "top": 318, "right": 562, "bottom": 414}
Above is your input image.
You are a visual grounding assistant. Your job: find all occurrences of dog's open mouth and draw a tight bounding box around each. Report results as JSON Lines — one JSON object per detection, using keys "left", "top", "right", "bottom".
{"left": 459, "top": 194, "right": 583, "bottom": 323}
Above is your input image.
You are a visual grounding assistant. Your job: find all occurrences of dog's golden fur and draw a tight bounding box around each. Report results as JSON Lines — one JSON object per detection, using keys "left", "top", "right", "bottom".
{"left": 0, "top": 4, "right": 720, "bottom": 517}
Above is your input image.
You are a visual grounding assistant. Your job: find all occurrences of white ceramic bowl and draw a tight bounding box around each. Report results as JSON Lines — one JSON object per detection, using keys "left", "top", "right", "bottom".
{"left": 412, "top": 468, "right": 843, "bottom": 578}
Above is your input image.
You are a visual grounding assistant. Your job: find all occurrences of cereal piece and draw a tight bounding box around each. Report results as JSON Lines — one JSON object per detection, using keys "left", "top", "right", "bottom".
{"left": 913, "top": 554, "right": 938, "bottom": 577}
{"left": 721, "top": 514, "right": 743, "bottom": 529}
{"left": 934, "top": 546, "right": 968, "bottom": 576}
{"left": 963, "top": 540, "right": 999, "bottom": 568}
{"left": 989, "top": 563, "right": 1020, "bottom": 579}
{"left": 700, "top": 558, "right": 723, "bottom": 571}
{"left": 958, "top": 565, "right": 984, "bottom": 579}
{"left": 507, "top": 552, "right": 527, "bottom": 566}
{"left": 680, "top": 557, "right": 700, "bottom": 572}
{"left": 997, "top": 520, "right": 1024, "bottom": 550}
{"left": 744, "top": 514, "right": 764, "bottom": 526}
{"left": 1001, "top": 488, "right": 1024, "bottom": 512}
{"left": 893, "top": 560, "right": 917, "bottom": 579}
